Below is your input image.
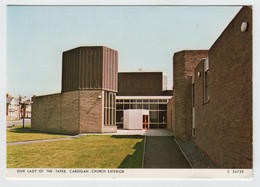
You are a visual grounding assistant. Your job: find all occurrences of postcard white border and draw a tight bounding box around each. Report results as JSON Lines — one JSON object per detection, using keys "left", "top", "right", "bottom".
{"left": 1, "top": 0, "right": 260, "bottom": 186}
{"left": 6, "top": 169, "right": 253, "bottom": 179}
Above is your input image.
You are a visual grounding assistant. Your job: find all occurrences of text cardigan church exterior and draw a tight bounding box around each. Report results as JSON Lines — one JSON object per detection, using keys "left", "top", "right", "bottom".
{"left": 31, "top": 6, "right": 252, "bottom": 169}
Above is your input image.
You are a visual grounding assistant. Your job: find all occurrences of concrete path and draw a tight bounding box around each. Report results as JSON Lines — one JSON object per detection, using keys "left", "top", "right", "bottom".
{"left": 7, "top": 137, "right": 74, "bottom": 146}
{"left": 6, "top": 129, "right": 171, "bottom": 146}
{"left": 143, "top": 136, "right": 191, "bottom": 168}
{"left": 145, "top": 129, "right": 174, "bottom": 136}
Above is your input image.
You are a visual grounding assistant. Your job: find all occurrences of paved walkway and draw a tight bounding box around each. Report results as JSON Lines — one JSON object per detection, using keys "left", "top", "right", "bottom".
{"left": 7, "top": 137, "right": 74, "bottom": 146}
{"left": 7, "top": 129, "right": 171, "bottom": 146}
{"left": 143, "top": 136, "right": 191, "bottom": 168}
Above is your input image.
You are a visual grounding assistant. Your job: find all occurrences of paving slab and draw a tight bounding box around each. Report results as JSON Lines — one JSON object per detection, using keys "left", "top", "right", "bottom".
{"left": 145, "top": 129, "right": 174, "bottom": 136}
{"left": 143, "top": 136, "right": 191, "bottom": 168}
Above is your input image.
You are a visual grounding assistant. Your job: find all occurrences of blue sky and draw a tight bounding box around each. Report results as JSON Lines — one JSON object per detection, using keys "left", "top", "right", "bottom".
{"left": 6, "top": 5, "right": 241, "bottom": 98}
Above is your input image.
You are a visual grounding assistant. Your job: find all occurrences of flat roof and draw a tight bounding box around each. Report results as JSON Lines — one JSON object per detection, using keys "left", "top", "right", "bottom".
{"left": 116, "top": 96, "right": 172, "bottom": 100}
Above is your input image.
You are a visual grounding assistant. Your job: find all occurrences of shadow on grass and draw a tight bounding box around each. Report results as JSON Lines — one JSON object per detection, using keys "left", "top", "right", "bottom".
{"left": 110, "top": 135, "right": 144, "bottom": 168}
{"left": 111, "top": 135, "right": 144, "bottom": 139}
{"left": 8, "top": 127, "right": 36, "bottom": 133}
{"left": 8, "top": 127, "right": 62, "bottom": 136}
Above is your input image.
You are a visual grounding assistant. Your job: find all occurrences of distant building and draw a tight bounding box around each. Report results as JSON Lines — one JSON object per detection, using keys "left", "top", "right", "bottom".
{"left": 24, "top": 99, "right": 32, "bottom": 118}
{"left": 6, "top": 94, "right": 32, "bottom": 120}
{"left": 6, "top": 94, "right": 20, "bottom": 120}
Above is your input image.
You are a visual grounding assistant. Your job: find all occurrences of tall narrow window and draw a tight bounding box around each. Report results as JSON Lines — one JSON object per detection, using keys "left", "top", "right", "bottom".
{"left": 104, "top": 91, "right": 116, "bottom": 126}
{"left": 204, "top": 58, "right": 210, "bottom": 103}
{"left": 192, "top": 83, "right": 195, "bottom": 107}
{"left": 192, "top": 76, "right": 196, "bottom": 137}
{"left": 204, "top": 70, "right": 209, "bottom": 101}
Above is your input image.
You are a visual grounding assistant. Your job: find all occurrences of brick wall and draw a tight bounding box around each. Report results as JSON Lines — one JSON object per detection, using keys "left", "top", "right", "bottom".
{"left": 193, "top": 6, "right": 252, "bottom": 168}
{"left": 31, "top": 91, "right": 79, "bottom": 135}
{"left": 167, "top": 95, "right": 174, "bottom": 132}
{"left": 60, "top": 91, "right": 80, "bottom": 134}
{"left": 173, "top": 50, "right": 208, "bottom": 140}
{"left": 32, "top": 90, "right": 117, "bottom": 134}
{"left": 118, "top": 72, "right": 166, "bottom": 96}
{"left": 79, "top": 90, "right": 103, "bottom": 133}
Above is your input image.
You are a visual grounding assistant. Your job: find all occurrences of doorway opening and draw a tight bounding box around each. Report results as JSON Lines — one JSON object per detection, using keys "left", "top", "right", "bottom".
{"left": 143, "top": 115, "right": 149, "bottom": 129}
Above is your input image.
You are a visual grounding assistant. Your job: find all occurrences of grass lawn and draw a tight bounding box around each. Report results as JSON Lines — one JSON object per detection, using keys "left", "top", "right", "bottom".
{"left": 7, "top": 125, "right": 70, "bottom": 143}
{"left": 7, "top": 135, "right": 144, "bottom": 168}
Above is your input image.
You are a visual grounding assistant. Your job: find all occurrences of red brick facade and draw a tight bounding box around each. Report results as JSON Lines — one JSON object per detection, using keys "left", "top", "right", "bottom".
{"left": 168, "top": 6, "right": 252, "bottom": 168}
{"left": 193, "top": 6, "right": 252, "bottom": 168}
{"left": 171, "top": 50, "right": 208, "bottom": 140}
{"left": 167, "top": 95, "right": 174, "bottom": 132}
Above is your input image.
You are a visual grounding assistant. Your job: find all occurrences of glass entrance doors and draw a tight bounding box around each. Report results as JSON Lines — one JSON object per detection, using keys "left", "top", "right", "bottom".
{"left": 143, "top": 115, "right": 149, "bottom": 129}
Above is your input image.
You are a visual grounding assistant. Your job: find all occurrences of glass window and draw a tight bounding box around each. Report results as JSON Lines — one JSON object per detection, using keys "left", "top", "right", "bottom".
{"left": 116, "top": 123, "right": 123, "bottom": 129}
{"left": 113, "top": 109, "right": 116, "bottom": 124}
{"left": 104, "top": 91, "right": 116, "bottom": 126}
{"left": 104, "top": 92, "right": 107, "bottom": 107}
{"left": 204, "top": 59, "right": 210, "bottom": 103}
{"left": 113, "top": 94, "right": 116, "bottom": 108}
{"left": 107, "top": 92, "right": 110, "bottom": 108}
{"left": 149, "top": 111, "right": 158, "bottom": 122}
{"left": 150, "top": 104, "right": 158, "bottom": 110}
{"left": 104, "top": 108, "right": 106, "bottom": 125}
{"left": 149, "top": 123, "right": 158, "bottom": 129}
{"left": 159, "top": 124, "right": 167, "bottom": 129}
{"left": 124, "top": 104, "right": 129, "bottom": 109}
{"left": 159, "top": 104, "right": 167, "bottom": 110}
{"left": 137, "top": 104, "right": 142, "bottom": 109}
{"left": 110, "top": 93, "right": 114, "bottom": 108}
{"left": 116, "top": 104, "right": 123, "bottom": 110}
{"left": 204, "top": 70, "right": 209, "bottom": 102}
{"left": 130, "top": 103, "right": 137, "bottom": 109}
{"left": 124, "top": 100, "right": 130, "bottom": 103}
{"left": 106, "top": 108, "right": 109, "bottom": 125}
{"left": 159, "top": 111, "right": 167, "bottom": 123}
{"left": 143, "top": 100, "right": 148, "bottom": 103}
{"left": 143, "top": 104, "right": 149, "bottom": 110}
{"left": 192, "top": 83, "right": 195, "bottom": 107}
{"left": 116, "top": 111, "right": 123, "bottom": 122}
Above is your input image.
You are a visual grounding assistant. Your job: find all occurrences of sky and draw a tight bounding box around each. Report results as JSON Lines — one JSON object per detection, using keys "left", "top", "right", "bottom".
{"left": 6, "top": 5, "right": 242, "bottom": 98}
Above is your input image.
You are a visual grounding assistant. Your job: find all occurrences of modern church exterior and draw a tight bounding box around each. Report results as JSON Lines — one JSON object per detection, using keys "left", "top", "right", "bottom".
{"left": 31, "top": 46, "right": 173, "bottom": 134}
{"left": 31, "top": 6, "right": 252, "bottom": 168}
